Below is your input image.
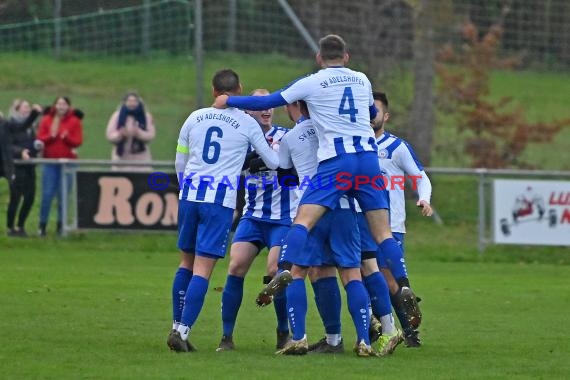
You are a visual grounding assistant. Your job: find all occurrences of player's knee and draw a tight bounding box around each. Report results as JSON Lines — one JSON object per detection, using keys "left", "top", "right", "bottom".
{"left": 228, "top": 257, "right": 249, "bottom": 277}
{"left": 360, "top": 258, "right": 379, "bottom": 277}
{"left": 339, "top": 267, "right": 361, "bottom": 285}
{"left": 294, "top": 204, "right": 327, "bottom": 230}
{"left": 291, "top": 264, "right": 309, "bottom": 279}
{"left": 312, "top": 265, "right": 336, "bottom": 280}
{"left": 179, "top": 251, "right": 195, "bottom": 269}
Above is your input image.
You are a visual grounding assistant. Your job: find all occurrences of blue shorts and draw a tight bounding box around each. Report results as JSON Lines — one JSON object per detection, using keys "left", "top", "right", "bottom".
{"left": 286, "top": 208, "right": 361, "bottom": 268}
{"left": 300, "top": 152, "right": 390, "bottom": 212}
{"left": 177, "top": 200, "right": 233, "bottom": 259}
{"left": 232, "top": 217, "right": 289, "bottom": 251}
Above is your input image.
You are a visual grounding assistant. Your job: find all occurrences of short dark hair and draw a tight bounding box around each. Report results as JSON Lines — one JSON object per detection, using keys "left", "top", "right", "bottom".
{"left": 299, "top": 100, "right": 309, "bottom": 116}
{"left": 373, "top": 92, "right": 389, "bottom": 110}
{"left": 318, "top": 34, "right": 347, "bottom": 61}
{"left": 212, "top": 69, "right": 240, "bottom": 93}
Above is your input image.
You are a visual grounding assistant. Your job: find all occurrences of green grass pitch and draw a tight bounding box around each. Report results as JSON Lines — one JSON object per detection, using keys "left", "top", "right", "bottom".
{"left": 1, "top": 231, "right": 569, "bottom": 379}
{"left": 1, "top": 53, "right": 569, "bottom": 379}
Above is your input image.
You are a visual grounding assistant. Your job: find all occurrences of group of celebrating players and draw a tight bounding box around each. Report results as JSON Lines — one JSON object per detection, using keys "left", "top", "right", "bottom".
{"left": 167, "top": 34, "right": 433, "bottom": 357}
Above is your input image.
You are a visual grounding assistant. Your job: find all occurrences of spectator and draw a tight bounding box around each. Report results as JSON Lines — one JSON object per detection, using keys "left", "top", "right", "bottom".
{"left": 105, "top": 92, "right": 155, "bottom": 171}
{"left": 6, "top": 99, "right": 43, "bottom": 237}
{"left": 0, "top": 112, "right": 16, "bottom": 185}
{"left": 37, "top": 97, "right": 83, "bottom": 237}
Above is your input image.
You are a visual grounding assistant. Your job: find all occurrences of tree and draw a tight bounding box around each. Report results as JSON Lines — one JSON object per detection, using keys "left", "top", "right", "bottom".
{"left": 436, "top": 11, "right": 570, "bottom": 168}
{"left": 405, "top": 0, "right": 436, "bottom": 166}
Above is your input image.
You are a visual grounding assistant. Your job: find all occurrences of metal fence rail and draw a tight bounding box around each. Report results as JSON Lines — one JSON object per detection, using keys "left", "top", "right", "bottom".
{"left": 13, "top": 159, "right": 570, "bottom": 249}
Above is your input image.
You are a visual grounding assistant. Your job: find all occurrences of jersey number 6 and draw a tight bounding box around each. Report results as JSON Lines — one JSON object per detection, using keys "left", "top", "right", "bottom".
{"left": 202, "top": 126, "right": 223, "bottom": 164}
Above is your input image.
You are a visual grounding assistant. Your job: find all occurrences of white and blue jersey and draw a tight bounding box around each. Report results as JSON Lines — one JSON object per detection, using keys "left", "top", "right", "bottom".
{"left": 278, "top": 117, "right": 360, "bottom": 268}
{"left": 280, "top": 67, "right": 377, "bottom": 162}
{"left": 278, "top": 117, "right": 318, "bottom": 200}
{"left": 226, "top": 66, "right": 386, "bottom": 213}
{"left": 242, "top": 125, "right": 298, "bottom": 225}
{"left": 176, "top": 107, "right": 279, "bottom": 209}
{"left": 376, "top": 131, "right": 432, "bottom": 233}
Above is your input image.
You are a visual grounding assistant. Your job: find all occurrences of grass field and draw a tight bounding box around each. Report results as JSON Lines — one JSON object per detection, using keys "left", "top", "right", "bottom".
{"left": 1, "top": 53, "right": 570, "bottom": 378}
{"left": 1, "top": 227, "right": 570, "bottom": 379}
{"left": 1, "top": 175, "right": 570, "bottom": 379}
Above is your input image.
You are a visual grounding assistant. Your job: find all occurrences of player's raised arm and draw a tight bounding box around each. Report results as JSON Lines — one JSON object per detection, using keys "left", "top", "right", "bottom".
{"left": 220, "top": 90, "right": 288, "bottom": 111}
{"left": 214, "top": 75, "right": 313, "bottom": 111}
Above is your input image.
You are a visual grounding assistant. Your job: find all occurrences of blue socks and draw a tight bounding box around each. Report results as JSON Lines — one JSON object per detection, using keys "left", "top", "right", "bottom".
{"left": 221, "top": 274, "right": 244, "bottom": 337}
{"left": 363, "top": 272, "right": 392, "bottom": 317}
{"left": 281, "top": 224, "right": 309, "bottom": 266}
{"left": 286, "top": 278, "right": 307, "bottom": 340}
{"left": 273, "top": 289, "right": 289, "bottom": 333}
{"left": 172, "top": 267, "right": 193, "bottom": 323}
{"left": 315, "top": 277, "right": 341, "bottom": 334}
{"left": 345, "top": 280, "right": 370, "bottom": 345}
{"left": 378, "top": 238, "right": 408, "bottom": 281}
{"left": 180, "top": 275, "right": 209, "bottom": 329}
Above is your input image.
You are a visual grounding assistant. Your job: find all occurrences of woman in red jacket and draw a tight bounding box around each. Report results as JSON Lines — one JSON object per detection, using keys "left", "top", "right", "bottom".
{"left": 37, "top": 96, "right": 83, "bottom": 236}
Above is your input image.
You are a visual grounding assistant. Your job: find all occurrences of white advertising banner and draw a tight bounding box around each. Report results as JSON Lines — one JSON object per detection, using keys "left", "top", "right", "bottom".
{"left": 493, "top": 179, "right": 570, "bottom": 246}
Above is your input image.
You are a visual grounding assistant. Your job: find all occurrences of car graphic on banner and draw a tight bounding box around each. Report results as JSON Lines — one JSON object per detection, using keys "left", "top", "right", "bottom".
{"left": 493, "top": 179, "right": 570, "bottom": 246}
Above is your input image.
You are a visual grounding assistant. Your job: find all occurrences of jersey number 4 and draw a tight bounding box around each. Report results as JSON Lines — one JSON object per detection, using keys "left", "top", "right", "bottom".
{"left": 338, "top": 86, "right": 358, "bottom": 122}
{"left": 202, "top": 126, "right": 223, "bottom": 164}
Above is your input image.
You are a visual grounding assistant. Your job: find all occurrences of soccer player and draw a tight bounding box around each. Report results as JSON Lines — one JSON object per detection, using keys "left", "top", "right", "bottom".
{"left": 372, "top": 91, "right": 433, "bottom": 347}
{"left": 217, "top": 89, "right": 295, "bottom": 352}
{"left": 214, "top": 35, "right": 405, "bottom": 355}
{"left": 167, "top": 70, "right": 279, "bottom": 352}
{"left": 264, "top": 100, "right": 363, "bottom": 355}
{"left": 276, "top": 101, "right": 346, "bottom": 354}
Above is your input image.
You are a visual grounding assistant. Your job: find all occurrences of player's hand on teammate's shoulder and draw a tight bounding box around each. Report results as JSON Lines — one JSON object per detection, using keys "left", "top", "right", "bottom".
{"left": 213, "top": 95, "right": 229, "bottom": 109}
{"left": 417, "top": 200, "right": 433, "bottom": 217}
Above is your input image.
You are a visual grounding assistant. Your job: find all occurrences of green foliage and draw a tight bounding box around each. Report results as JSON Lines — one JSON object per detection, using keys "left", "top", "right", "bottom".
{"left": 436, "top": 22, "right": 570, "bottom": 168}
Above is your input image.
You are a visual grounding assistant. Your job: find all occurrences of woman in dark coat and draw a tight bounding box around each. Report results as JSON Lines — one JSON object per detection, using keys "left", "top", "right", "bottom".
{"left": 6, "top": 100, "right": 43, "bottom": 237}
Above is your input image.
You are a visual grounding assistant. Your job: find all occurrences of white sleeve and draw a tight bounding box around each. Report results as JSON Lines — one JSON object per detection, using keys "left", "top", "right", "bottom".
{"left": 278, "top": 135, "right": 294, "bottom": 169}
{"left": 280, "top": 75, "right": 314, "bottom": 104}
{"left": 175, "top": 152, "right": 188, "bottom": 183}
{"left": 176, "top": 120, "right": 190, "bottom": 155}
{"left": 396, "top": 143, "right": 432, "bottom": 203}
{"left": 175, "top": 122, "right": 191, "bottom": 183}
{"left": 248, "top": 124, "right": 279, "bottom": 170}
